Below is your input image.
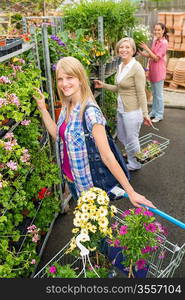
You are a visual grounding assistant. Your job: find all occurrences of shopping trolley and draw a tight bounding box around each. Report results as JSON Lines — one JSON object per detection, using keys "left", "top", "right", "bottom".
{"left": 33, "top": 192, "right": 185, "bottom": 278}
{"left": 126, "top": 133, "right": 170, "bottom": 166}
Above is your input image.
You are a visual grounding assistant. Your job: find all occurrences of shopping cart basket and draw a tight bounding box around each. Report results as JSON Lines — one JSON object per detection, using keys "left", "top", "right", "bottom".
{"left": 33, "top": 199, "right": 185, "bottom": 278}
{"left": 126, "top": 133, "right": 170, "bottom": 166}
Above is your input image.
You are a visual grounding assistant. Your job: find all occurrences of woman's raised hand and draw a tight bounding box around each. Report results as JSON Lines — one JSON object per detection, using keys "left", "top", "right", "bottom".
{"left": 93, "top": 80, "right": 104, "bottom": 89}
{"left": 33, "top": 88, "right": 47, "bottom": 111}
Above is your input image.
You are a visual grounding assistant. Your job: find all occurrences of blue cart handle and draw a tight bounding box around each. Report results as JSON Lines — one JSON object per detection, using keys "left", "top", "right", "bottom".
{"left": 141, "top": 204, "right": 185, "bottom": 230}
{"left": 109, "top": 188, "right": 185, "bottom": 229}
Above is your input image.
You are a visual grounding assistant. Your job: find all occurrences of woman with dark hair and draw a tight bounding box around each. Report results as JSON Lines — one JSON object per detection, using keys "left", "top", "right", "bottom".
{"left": 139, "top": 23, "right": 169, "bottom": 123}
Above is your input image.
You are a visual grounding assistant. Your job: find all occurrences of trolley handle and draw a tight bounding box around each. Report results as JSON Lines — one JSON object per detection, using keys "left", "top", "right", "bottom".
{"left": 109, "top": 187, "right": 185, "bottom": 230}
{"left": 141, "top": 205, "right": 185, "bottom": 230}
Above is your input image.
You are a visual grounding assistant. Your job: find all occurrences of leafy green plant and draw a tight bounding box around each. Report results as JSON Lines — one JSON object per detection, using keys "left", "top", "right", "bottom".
{"left": 0, "top": 57, "right": 41, "bottom": 124}
{"left": 62, "top": 0, "right": 137, "bottom": 51}
{"left": 46, "top": 262, "right": 78, "bottom": 278}
{"left": 110, "top": 207, "right": 168, "bottom": 277}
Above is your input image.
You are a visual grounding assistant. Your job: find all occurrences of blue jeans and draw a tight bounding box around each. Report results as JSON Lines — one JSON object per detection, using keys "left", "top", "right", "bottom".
{"left": 150, "top": 80, "right": 164, "bottom": 120}
{"left": 65, "top": 179, "right": 79, "bottom": 201}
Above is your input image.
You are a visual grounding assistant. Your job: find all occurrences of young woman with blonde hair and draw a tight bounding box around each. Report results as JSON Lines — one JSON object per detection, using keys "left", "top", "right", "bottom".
{"left": 34, "top": 56, "right": 155, "bottom": 209}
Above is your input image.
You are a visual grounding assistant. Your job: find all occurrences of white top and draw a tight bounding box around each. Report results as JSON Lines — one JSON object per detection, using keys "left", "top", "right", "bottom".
{"left": 116, "top": 57, "right": 136, "bottom": 113}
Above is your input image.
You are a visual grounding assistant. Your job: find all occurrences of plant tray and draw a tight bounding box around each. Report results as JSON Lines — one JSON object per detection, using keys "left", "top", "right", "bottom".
{"left": 0, "top": 38, "right": 23, "bottom": 57}
{"left": 126, "top": 133, "right": 170, "bottom": 165}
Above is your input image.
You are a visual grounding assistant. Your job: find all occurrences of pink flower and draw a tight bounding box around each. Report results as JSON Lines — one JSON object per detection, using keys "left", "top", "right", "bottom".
{"left": 27, "top": 224, "right": 37, "bottom": 233}
{"left": 134, "top": 208, "right": 143, "bottom": 215}
{"left": 136, "top": 259, "right": 147, "bottom": 270}
{"left": 0, "top": 76, "right": 11, "bottom": 84}
{"left": 4, "top": 132, "right": 14, "bottom": 139}
{"left": 21, "top": 120, "right": 31, "bottom": 126}
{"left": 141, "top": 246, "right": 152, "bottom": 254}
{"left": 113, "top": 239, "right": 121, "bottom": 247}
{"left": 121, "top": 210, "right": 131, "bottom": 218}
{"left": 32, "top": 234, "right": 40, "bottom": 243}
{"left": 8, "top": 93, "right": 20, "bottom": 106}
{"left": 143, "top": 210, "right": 154, "bottom": 217}
{"left": 4, "top": 141, "right": 13, "bottom": 151}
{"left": 119, "top": 225, "right": 128, "bottom": 235}
{"left": 6, "top": 160, "right": 18, "bottom": 170}
{"left": 144, "top": 223, "right": 157, "bottom": 233}
{"left": 49, "top": 266, "right": 57, "bottom": 273}
{"left": 31, "top": 259, "right": 36, "bottom": 264}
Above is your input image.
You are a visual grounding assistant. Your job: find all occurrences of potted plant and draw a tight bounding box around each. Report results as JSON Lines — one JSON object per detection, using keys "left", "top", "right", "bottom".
{"left": 66, "top": 187, "right": 117, "bottom": 255}
{"left": 135, "top": 141, "right": 162, "bottom": 164}
{"left": 106, "top": 207, "right": 168, "bottom": 278}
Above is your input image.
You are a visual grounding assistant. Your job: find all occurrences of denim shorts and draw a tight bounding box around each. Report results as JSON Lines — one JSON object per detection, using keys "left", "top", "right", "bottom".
{"left": 64, "top": 175, "right": 78, "bottom": 201}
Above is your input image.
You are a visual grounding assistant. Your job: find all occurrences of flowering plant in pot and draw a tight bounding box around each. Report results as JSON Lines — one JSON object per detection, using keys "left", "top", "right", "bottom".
{"left": 66, "top": 187, "right": 117, "bottom": 255}
{"left": 123, "top": 24, "right": 151, "bottom": 51}
{"left": 135, "top": 141, "right": 162, "bottom": 164}
{"left": 108, "top": 207, "right": 168, "bottom": 278}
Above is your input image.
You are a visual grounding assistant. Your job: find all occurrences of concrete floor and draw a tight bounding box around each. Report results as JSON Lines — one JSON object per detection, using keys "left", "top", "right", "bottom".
{"left": 35, "top": 100, "right": 185, "bottom": 278}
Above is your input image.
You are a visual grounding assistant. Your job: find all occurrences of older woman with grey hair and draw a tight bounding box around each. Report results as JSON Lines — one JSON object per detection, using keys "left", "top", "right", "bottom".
{"left": 94, "top": 37, "right": 152, "bottom": 171}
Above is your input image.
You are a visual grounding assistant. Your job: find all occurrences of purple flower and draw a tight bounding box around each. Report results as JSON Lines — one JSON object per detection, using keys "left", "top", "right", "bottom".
{"left": 49, "top": 266, "right": 57, "bottom": 273}
{"left": 136, "top": 258, "right": 147, "bottom": 270}
{"left": 58, "top": 40, "right": 66, "bottom": 47}
{"left": 52, "top": 64, "right": 56, "bottom": 71}
{"left": 119, "top": 225, "right": 128, "bottom": 235}
{"left": 134, "top": 207, "right": 143, "bottom": 215}
{"left": 121, "top": 210, "right": 131, "bottom": 218}
{"left": 50, "top": 35, "right": 60, "bottom": 41}
{"left": 111, "top": 221, "right": 119, "bottom": 230}
{"left": 6, "top": 160, "right": 18, "bottom": 170}
{"left": 0, "top": 76, "right": 11, "bottom": 84}
{"left": 143, "top": 210, "right": 154, "bottom": 217}
{"left": 144, "top": 223, "right": 157, "bottom": 233}
{"left": 141, "top": 246, "right": 152, "bottom": 254}
{"left": 113, "top": 239, "right": 121, "bottom": 247}
{"left": 21, "top": 120, "right": 31, "bottom": 126}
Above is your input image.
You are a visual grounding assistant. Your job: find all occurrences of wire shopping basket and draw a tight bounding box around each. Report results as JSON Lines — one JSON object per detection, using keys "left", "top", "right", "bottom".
{"left": 33, "top": 201, "right": 185, "bottom": 278}
{"left": 126, "top": 133, "right": 170, "bottom": 166}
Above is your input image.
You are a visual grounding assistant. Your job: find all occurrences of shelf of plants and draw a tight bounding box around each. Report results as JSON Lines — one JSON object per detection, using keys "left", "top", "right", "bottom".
{"left": 126, "top": 133, "right": 170, "bottom": 166}
{"left": 0, "top": 38, "right": 62, "bottom": 277}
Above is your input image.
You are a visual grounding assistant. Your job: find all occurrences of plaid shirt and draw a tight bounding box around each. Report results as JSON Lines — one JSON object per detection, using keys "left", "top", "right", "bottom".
{"left": 56, "top": 101, "right": 106, "bottom": 196}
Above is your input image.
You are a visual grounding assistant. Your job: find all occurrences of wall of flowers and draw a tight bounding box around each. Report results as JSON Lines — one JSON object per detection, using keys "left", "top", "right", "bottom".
{"left": 0, "top": 55, "right": 61, "bottom": 277}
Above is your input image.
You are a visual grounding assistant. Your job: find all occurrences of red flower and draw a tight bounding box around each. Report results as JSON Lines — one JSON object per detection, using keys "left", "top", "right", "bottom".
{"left": 38, "top": 187, "right": 48, "bottom": 199}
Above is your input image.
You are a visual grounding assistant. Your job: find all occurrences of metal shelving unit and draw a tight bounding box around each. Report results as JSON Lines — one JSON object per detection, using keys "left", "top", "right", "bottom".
{"left": 0, "top": 35, "right": 60, "bottom": 277}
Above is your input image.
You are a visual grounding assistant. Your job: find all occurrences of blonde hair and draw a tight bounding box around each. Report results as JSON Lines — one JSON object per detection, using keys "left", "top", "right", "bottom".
{"left": 115, "top": 37, "right": 136, "bottom": 56}
{"left": 56, "top": 56, "right": 96, "bottom": 116}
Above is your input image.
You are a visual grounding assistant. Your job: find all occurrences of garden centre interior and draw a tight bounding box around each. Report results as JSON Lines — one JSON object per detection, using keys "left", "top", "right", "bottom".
{"left": 0, "top": 0, "right": 185, "bottom": 280}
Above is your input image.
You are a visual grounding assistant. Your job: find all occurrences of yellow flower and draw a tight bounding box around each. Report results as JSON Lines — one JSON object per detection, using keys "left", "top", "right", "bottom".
{"left": 98, "top": 216, "right": 109, "bottom": 228}
{"left": 80, "top": 212, "right": 90, "bottom": 222}
{"left": 88, "top": 246, "right": 97, "bottom": 251}
{"left": 81, "top": 203, "right": 89, "bottom": 213}
{"left": 97, "top": 206, "right": 108, "bottom": 217}
{"left": 110, "top": 205, "right": 117, "bottom": 214}
{"left": 12, "top": 57, "right": 19, "bottom": 63}
{"left": 72, "top": 228, "right": 80, "bottom": 234}
{"left": 88, "top": 224, "right": 97, "bottom": 233}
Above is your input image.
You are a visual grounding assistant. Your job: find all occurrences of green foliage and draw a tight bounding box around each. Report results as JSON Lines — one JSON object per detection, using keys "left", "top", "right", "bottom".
{"left": 62, "top": 0, "right": 137, "bottom": 51}
{"left": 100, "top": 74, "right": 117, "bottom": 134}
{"left": 46, "top": 262, "right": 78, "bottom": 278}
